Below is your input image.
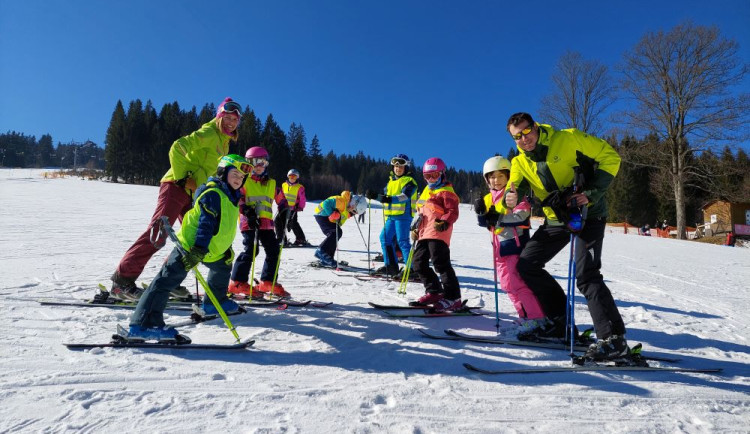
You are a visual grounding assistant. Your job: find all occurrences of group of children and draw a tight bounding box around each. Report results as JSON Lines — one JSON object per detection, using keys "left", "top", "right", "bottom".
{"left": 114, "top": 98, "right": 546, "bottom": 342}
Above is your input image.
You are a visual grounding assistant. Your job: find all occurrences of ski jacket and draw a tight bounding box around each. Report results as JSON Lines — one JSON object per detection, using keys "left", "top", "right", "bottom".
{"left": 507, "top": 123, "right": 620, "bottom": 223}
{"left": 282, "top": 181, "right": 306, "bottom": 211}
{"left": 160, "top": 119, "right": 234, "bottom": 197}
{"left": 314, "top": 191, "right": 352, "bottom": 226}
{"left": 176, "top": 177, "right": 241, "bottom": 263}
{"left": 383, "top": 174, "right": 418, "bottom": 219}
{"left": 239, "top": 175, "right": 288, "bottom": 231}
{"left": 415, "top": 182, "right": 459, "bottom": 245}
{"left": 478, "top": 189, "right": 531, "bottom": 257}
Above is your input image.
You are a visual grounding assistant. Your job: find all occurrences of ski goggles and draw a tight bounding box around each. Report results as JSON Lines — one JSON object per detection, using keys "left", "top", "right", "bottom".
{"left": 510, "top": 125, "right": 534, "bottom": 141}
{"left": 219, "top": 101, "right": 242, "bottom": 116}
{"left": 250, "top": 157, "right": 269, "bottom": 168}
{"left": 423, "top": 172, "right": 441, "bottom": 182}
{"left": 236, "top": 162, "right": 252, "bottom": 174}
{"left": 390, "top": 157, "right": 408, "bottom": 166}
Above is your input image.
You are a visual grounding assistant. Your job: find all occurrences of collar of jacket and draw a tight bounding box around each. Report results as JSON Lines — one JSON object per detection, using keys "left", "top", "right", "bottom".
{"left": 519, "top": 124, "right": 553, "bottom": 162}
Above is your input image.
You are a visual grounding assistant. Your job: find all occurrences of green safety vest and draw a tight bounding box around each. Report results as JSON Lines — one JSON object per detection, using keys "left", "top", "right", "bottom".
{"left": 176, "top": 183, "right": 239, "bottom": 263}
{"left": 384, "top": 176, "right": 418, "bottom": 217}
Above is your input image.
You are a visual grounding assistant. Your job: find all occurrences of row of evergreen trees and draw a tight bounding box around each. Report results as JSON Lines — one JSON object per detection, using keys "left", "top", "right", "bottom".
{"left": 3, "top": 98, "right": 748, "bottom": 228}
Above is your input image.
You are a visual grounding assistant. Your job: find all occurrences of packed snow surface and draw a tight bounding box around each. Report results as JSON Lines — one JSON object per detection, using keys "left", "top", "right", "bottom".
{"left": 1, "top": 169, "right": 748, "bottom": 433}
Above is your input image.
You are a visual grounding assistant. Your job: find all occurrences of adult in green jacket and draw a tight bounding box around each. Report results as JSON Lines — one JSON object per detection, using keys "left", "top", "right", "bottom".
{"left": 504, "top": 112, "right": 629, "bottom": 362}
{"left": 109, "top": 97, "right": 242, "bottom": 301}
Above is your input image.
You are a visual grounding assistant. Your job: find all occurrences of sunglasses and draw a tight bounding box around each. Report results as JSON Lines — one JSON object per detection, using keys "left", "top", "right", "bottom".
{"left": 220, "top": 101, "right": 242, "bottom": 116}
{"left": 423, "top": 172, "right": 441, "bottom": 181}
{"left": 510, "top": 125, "right": 534, "bottom": 140}
{"left": 391, "top": 157, "right": 407, "bottom": 166}
{"left": 251, "top": 157, "right": 269, "bottom": 168}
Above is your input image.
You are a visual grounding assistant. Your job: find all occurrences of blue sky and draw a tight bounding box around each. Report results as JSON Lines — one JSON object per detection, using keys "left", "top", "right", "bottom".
{"left": 1, "top": 1, "right": 748, "bottom": 171}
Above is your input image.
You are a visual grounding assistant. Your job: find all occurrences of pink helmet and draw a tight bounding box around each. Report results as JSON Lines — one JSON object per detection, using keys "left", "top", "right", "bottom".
{"left": 245, "top": 146, "right": 269, "bottom": 159}
{"left": 422, "top": 157, "right": 446, "bottom": 174}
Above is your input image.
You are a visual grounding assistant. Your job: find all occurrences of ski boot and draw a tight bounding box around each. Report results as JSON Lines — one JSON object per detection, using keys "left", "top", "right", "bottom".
{"left": 409, "top": 292, "right": 443, "bottom": 307}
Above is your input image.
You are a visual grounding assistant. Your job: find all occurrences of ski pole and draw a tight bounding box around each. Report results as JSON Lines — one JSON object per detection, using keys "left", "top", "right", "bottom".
{"left": 353, "top": 214, "right": 370, "bottom": 253}
{"left": 334, "top": 217, "right": 341, "bottom": 271}
{"left": 491, "top": 227, "right": 501, "bottom": 333}
{"left": 566, "top": 233, "right": 577, "bottom": 356}
{"left": 159, "top": 216, "right": 241, "bottom": 343}
{"left": 367, "top": 199, "right": 372, "bottom": 272}
{"left": 268, "top": 209, "right": 294, "bottom": 300}
{"left": 398, "top": 240, "right": 417, "bottom": 295}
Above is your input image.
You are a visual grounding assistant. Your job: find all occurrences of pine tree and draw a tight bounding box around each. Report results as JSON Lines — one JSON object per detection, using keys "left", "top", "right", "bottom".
{"left": 260, "top": 114, "right": 289, "bottom": 181}
{"left": 104, "top": 100, "right": 127, "bottom": 182}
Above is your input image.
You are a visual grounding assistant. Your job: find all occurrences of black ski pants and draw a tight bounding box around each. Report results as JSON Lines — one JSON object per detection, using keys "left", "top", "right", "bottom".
{"left": 516, "top": 217, "right": 625, "bottom": 339}
{"left": 412, "top": 239, "right": 461, "bottom": 300}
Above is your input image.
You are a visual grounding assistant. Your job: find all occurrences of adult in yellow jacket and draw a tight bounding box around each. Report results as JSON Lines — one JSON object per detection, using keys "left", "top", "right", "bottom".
{"left": 504, "top": 112, "right": 628, "bottom": 362}
{"left": 110, "top": 98, "right": 241, "bottom": 301}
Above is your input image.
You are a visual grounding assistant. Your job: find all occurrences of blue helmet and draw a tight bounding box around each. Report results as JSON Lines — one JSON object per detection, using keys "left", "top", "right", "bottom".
{"left": 390, "top": 154, "right": 410, "bottom": 167}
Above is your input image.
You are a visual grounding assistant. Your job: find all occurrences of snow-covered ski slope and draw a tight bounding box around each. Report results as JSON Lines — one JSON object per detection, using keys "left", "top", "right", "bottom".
{"left": 1, "top": 169, "right": 748, "bottom": 433}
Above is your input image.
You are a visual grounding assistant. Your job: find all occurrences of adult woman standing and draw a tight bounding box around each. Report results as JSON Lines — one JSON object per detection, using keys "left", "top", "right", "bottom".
{"left": 109, "top": 97, "right": 242, "bottom": 300}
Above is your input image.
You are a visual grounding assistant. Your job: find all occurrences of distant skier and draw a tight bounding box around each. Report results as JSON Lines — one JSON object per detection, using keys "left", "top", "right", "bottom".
{"left": 127, "top": 155, "right": 249, "bottom": 341}
{"left": 275, "top": 169, "right": 310, "bottom": 247}
{"left": 313, "top": 191, "right": 367, "bottom": 267}
{"left": 474, "top": 155, "right": 546, "bottom": 332}
{"left": 409, "top": 157, "right": 462, "bottom": 313}
{"left": 109, "top": 97, "right": 242, "bottom": 301}
{"left": 228, "top": 147, "right": 291, "bottom": 299}
{"left": 365, "top": 154, "right": 418, "bottom": 277}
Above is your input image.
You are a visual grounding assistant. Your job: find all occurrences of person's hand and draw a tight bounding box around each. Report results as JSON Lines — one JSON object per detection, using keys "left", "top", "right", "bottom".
{"left": 505, "top": 182, "right": 518, "bottom": 208}
{"left": 473, "top": 198, "right": 486, "bottom": 215}
{"left": 377, "top": 194, "right": 392, "bottom": 203}
{"left": 567, "top": 193, "right": 589, "bottom": 207}
{"left": 411, "top": 229, "right": 419, "bottom": 241}
{"left": 328, "top": 210, "right": 341, "bottom": 223}
{"left": 485, "top": 209, "right": 500, "bottom": 227}
{"left": 434, "top": 220, "right": 448, "bottom": 232}
{"left": 365, "top": 189, "right": 378, "bottom": 200}
{"left": 184, "top": 178, "right": 197, "bottom": 194}
{"left": 181, "top": 246, "right": 207, "bottom": 270}
{"left": 242, "top": 205, "right": 259, "bottom": 230}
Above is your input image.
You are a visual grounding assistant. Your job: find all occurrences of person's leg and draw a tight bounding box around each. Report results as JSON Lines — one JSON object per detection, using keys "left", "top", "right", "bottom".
{"left": 259, "top": 230, "right": 281, "bottom": 281}
{"left": 393, "top": 218, "right": 413, "bottom": 264}
{"left": 129, "top": 247, "right": 188, "bottom": 328}
{"left": 576, "top": 217, "right": 626, "bottom": 339}
{"left": 500, "top": 254, "right": 546, "bottom": 319}
{"left": 231, "top": 231, "right": 255, "bottom": 282}
{"left": 115, "top": 182, "right": 191, "bottom": 282}
{"left": 412, "top": 241, "right": 442, "bottom": 293}
{"left": 429, "top": 240, "right": 460, "bottom": 300}
{"left": 315, "top": 215, "right": 337, "bottom": 257}
{"left": 291, "top": 213, "right": 306, "bottom": 242}
{"left": 516, "top": 223, "right": 570, "bottom": 320}
{"left": 204, "top": 253, "right": 233, "bottom": 304}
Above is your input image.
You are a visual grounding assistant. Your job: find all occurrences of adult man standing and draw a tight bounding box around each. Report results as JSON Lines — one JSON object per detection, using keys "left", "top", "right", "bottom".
{"left": 504, "top": 112, "right": 628, "bottom": 362}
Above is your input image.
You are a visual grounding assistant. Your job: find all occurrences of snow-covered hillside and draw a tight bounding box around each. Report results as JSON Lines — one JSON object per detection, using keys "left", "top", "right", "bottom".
{"left": 1, "top": 169, "right": 748, "bottom": 433}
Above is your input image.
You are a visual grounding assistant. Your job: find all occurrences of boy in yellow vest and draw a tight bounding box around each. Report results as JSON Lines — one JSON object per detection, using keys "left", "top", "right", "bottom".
{"left": 127, "top": 155, "right": 249, "bottom": 341}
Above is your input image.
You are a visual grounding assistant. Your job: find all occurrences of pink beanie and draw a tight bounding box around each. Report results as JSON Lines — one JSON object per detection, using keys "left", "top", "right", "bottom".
{"left": 217, "top": 97, "right": 241, "bottom": 119}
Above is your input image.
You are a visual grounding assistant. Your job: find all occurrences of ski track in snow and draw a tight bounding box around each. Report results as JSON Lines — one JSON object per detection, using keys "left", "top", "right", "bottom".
{"left": 1, "top": 169, "right": 749, "bottom": 433}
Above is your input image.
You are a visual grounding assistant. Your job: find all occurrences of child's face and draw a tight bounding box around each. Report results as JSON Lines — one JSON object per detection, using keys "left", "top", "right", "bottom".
{"left": 487, "top": 170, "right": 508, "bottom": 190}
{"left": 252, "top": 163, "right": 266, "bottom": 176}
{"left": 393, "top": 165, "right": 406, "bottom": 176}
{"left": 227, "top": 169, "right": 245, "bottom": 189}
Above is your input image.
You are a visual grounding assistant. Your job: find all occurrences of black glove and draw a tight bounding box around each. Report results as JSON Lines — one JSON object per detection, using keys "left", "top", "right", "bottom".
{"left": 377, "top": 194, "right": 392, "bottom": 203}
{"left": 485, "top": 209, "right": 500, "bottom": 227}
{"left": 434, "top": 220, "right": 448, "bottom": 232}
{"left": 242, "top": 205, "right": 260, "bottom": 230}
{"left": 365, "top": 189, "right": 378, "bottom": 200}
{"left": 473, "top": 198, "right": 486, "bottom": 215}
{"left": 181, "top": 246, "right": 207, "bottom": 270}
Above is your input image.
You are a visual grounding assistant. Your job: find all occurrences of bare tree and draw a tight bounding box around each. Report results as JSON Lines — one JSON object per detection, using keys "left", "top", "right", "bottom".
{"left": 539, "top": 51, "right": 617, "bottom": 135}
{"left": 619, "top": 22, "right": 750, "bottom": 239}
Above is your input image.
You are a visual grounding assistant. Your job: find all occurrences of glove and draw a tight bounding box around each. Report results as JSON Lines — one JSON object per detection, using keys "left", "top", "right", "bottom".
{"left": 473, "top": 198, "right": 486, "bottom": 215}
{"left": 377, "top": 194, "right": 392, "bottom": 203}
{"left": 223, "top": 247, "right": 235, "bottom": 266}
{"left": 181, "top": 246, "right": 207, "bottom": 270}
{"left": 411, "top": 229, "right": 419, "bottom": 241}
{"left": 485, "top": 209, "right": 500, "bottom": 227}
{"left": 242, "top": 205, "right": 260, "bottom": 230}
{"left": 365, "top": 189, "right": 378, "bottom": 200}
{"left": 434, "top": 220, "right": 448, "bottom": 232}
{"left": 328, "top": 210, "right": 341, "bottom": 223}
{"left": 176, "top": 177, "right": 197, "bottom": 194}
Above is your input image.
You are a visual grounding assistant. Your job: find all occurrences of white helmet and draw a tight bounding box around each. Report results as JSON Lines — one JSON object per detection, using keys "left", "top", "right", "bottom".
{"left": 287, "top": 169, "right": 300, "bottom": 178}
{"left": 482, "top": 156, "right": 511, "bottom": 177}
{"left": 349, "top": 195, "right": 367, "bottom": 215}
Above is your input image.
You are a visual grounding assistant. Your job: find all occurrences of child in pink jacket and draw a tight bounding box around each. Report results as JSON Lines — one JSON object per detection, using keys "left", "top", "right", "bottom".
{"left": 409, "top": 157, "right": 462, "bottom": 313}
{"left": 474, "top": 156, "right": 546, "bottom": 333}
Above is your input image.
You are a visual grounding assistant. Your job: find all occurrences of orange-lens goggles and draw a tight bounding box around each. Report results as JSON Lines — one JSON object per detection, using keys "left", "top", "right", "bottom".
{"left": 510, "top": 126, "right": 533, "bottom": 140}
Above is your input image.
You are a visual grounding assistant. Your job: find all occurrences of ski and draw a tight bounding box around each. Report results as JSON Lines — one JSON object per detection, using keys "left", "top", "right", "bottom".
{"left": 353, "top": 274, "right": 421, "bottom": 283}
{"left": 309, "top": 261, "right": 372, "bottom": 274}
{"left": 462, "top": 362, "right": 722, "bottom": 375}
{"left": 419, "top": 329, "right": 680, "bottom": 363}
{"left": 369, "top": 302, "right": 481, "bottom": 310}
{"left": 38, "top": 299, "right": 195, "bottom": 311}
{"left": 66, "top": 337, "right": 255, "bottom": 351}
